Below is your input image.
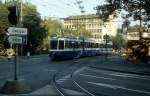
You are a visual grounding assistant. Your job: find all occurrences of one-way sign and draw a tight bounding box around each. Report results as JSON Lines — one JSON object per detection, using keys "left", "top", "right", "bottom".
{"left": 8, "top": 27, "right": 27, "bottom": 35}
{"left": 8, "top": 36, "right": 22, "bottom": 44}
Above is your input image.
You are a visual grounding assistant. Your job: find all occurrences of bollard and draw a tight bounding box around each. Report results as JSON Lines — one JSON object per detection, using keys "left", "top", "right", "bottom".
{"left": 27, "top": 51, "right": 30, "bottom": 57}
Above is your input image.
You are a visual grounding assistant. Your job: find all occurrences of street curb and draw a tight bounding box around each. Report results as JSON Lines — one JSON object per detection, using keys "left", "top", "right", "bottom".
{"left": 89, "top": 66, "right": 150, "bottom": 76}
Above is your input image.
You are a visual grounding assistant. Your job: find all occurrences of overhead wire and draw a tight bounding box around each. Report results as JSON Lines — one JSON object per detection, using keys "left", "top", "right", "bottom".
{"left": 28, "top": 0, "right": 83, "bottom": 18}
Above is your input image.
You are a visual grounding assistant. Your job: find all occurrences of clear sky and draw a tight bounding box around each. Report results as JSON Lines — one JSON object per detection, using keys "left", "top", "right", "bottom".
{"left": 26, "top": 0, "right": 104, "bottom": 18}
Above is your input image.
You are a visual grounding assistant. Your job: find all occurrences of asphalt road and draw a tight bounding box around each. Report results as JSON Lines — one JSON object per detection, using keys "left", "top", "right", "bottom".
{"left": 56, "top": 56, "right": 150, "bottom": 96}
{"left": 0, "top": 54, "right": 94, "bottom": 94}
{"left": 0, "top": 55, "right": 150, "bottom": 96}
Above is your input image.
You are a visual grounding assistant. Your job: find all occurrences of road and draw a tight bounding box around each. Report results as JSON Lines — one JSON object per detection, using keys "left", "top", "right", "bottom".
{"left": 55, "top": 56, "right": 150, "bottom": 96}
{"left": 0, "top": 54, "right": 150, "bottom": 96}
{"left": 0, "top": 54, "right": 93, "bottom": 93}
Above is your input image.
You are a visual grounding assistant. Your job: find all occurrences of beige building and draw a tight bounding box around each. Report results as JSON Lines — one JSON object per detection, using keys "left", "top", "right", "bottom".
{"left": 126, "top": 25, "right": 150, "bottom": 40}
{"left": 63, "top": 14, "right": 117, "bottom": 42}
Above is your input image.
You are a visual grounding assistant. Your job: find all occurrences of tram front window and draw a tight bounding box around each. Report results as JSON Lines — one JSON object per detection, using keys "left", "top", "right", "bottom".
{"left": 50, "top": 40, "right": 58, "bottom": 49}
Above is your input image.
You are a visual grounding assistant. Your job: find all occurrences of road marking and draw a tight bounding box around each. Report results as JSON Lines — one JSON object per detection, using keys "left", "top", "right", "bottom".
{"left": 56, "top": 80, "right": 65, "bottom": 83}
{"left": 74, "top": 67, "right": 86, "bottom": 75}
{"left": 87, "top": 81, "right": 117, "bottom": 89}
{"left": 87, "top": 82, "right": 150, "bottom": 95}
{"left": 86, "top": 68, "right": 150, "bottom": 81}
{"left": 61, "top": 88, "right": 86, "bottom": 95}
{"left": 56, "top": 75, "right": 70, "bottom": 84}
{"left": 79, "top": 73, "right": 116, "bottom": 81}
{"left": 108, "top": 73, "right": 150, "bottom": 81}
{"left": 86, "top": 68, "right": 109, "bottom": 73}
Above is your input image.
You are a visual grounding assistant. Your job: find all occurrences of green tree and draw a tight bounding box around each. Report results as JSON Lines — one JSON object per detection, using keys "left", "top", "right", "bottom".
{"left": 0, "top": 2, "right": 9, "bottom": 33}
{"left": 111, "top": 33, "right": 125, "bottom": 50}
{"left": 22, "top": 2, "right": 46, "bottom": 54}
{"left": 96, "top": 0, "right": 150, "bottom": 22}
{"left": 40, "top": 18, "right": 62, "bottom": 50}
{"left": 41, "top": 18, "right": 61, "bottom": 36}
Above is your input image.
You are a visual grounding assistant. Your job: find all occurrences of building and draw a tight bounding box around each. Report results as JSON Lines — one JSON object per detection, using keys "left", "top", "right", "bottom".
{"left": 63, "top": 14, "right": 117, "bottom": 42}
{"left": 126, "top": 25, "right": 150, "bottom": 40}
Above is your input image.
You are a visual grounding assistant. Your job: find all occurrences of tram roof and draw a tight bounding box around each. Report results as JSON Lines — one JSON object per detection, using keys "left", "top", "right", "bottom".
{"left": 50, "top": 35, "right": 100, "bottom": 43}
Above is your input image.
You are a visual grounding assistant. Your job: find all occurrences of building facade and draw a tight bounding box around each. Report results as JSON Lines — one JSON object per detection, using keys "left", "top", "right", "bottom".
{"left": 63, "top": 14, "right": 117, "bottom": 42}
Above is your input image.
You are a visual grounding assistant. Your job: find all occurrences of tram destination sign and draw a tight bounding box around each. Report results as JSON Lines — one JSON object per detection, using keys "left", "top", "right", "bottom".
{"left": 8, "top": 27, "right": 27, "bottom": 35}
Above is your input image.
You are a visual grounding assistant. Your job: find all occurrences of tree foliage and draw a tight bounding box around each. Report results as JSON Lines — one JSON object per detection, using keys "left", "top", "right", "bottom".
{"left": 41, "top": 18, "right": 61, "bottom": 36}
{"left": 111, "top": 33, "right": 125, "bottom": 50}
{"left": 0, "top": 2, "right": 9, "bottom": 33}
{"left": 96, "top": 0, "right": 150, "bottom": 21}
{"left": 40, "top": 18, "right": 62, "bottom": 50}
{"left": 22, "top": 3, "right": 46, "bottom": 54}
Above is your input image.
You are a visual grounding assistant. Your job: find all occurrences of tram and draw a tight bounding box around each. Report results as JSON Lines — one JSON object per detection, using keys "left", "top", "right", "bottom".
{"left": 49, "top": 36, "right": 113, "bottom": 60}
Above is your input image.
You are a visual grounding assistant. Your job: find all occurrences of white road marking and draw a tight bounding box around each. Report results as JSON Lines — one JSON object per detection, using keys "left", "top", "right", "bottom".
{"left": 74, "top": 67, "right": 86, "bottom": 75}
{"left": 108, "top": 73, "right": 150, "bottom": 81}
{"left": 56, "top": 80, "right": 64, "bottom": 83}
{"left": 87, "top": 81, "right": 117, "bottom": 89}
{"left": 79, "top": 73, "right": 116, "bottom": 81}
{"left": 87, "top": 82, "right": 150, "bottom": 95}
{"left": 61, "top": 88, "right": 86, "bottom": 95}
{"left": 86, "top": 68, "right": 150, "bottom": 81}
{"left": 56, "top": 74, "right": 70, "bottom": 84}
{"left": 86, "top": 68, "right": 109, "bottom": 73}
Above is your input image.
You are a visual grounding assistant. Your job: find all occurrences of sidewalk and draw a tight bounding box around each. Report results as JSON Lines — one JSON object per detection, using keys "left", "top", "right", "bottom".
{"left": 91, "top": 55, "right": 150, "bottom": 76}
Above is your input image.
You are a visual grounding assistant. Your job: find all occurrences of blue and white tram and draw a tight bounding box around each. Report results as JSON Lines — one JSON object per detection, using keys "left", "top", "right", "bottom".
{"left": 49, "top": 36, "right": 113, "bottom": 60}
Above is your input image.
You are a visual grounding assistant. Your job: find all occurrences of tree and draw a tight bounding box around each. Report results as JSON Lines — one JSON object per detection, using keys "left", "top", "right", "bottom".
{"left": 96, "top": 0, "right": 150, "bottom": 22}
{"left": 0, "top": 2, "right": 10, "bottom": 53}
{"left": 40, "top": 18, "right": 62, "bottom": 50}
{"left": 22, "top": 3, "right": 46, "bottom": 54}
{"left": 41, "top": 18, "right": 61, "bottom": 36}
{"left": 111, "top": 33, "right": 126, "bottom": 50}
{"left": 0, "top": 2, "right": 9, "bottom": 33}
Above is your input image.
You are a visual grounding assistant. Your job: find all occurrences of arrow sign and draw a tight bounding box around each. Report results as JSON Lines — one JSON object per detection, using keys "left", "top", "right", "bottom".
{"left": 8, "top": 27, "right": 27, "bottom": 35}
{"left": 8, "top": 36, "right": 22, "bottom": 44}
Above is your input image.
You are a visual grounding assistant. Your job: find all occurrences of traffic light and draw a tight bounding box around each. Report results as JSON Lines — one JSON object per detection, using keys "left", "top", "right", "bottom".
{"left": 8, "top": 6, "right": 18, "bottom": 25}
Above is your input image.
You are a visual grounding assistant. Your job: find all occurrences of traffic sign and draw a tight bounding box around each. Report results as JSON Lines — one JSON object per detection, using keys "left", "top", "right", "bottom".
{"left": 8, "top": 27, "right": 27, "bottom": 35}
{"left": 8, "top": 36, "right": 22, "bottom": 44}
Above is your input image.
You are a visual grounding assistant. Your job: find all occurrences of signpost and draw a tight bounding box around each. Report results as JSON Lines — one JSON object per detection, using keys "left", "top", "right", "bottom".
{"left": 8, "top": 36, "right": 22, "bottom": 44}
{"left": 2, "top": 0, "right": 31, "bottom": 94}
{"left": 7, "top": 27, "right": 27, "bottom": 44}
{"left": 8, "top": 27, "right": 27, "bottom": 35}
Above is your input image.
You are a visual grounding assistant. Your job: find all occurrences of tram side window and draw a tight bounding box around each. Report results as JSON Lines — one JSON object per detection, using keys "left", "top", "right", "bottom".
{"left": 59, "top": 40, "right": 64, "bottom": 49}
{"left": 65, "top": 41, "right": 69, "bottom": 49}
{"left": 50, "top": 40, "right": 58, "bottom": 49}
{"left": 96, "top": 43, "right": 98, "bottom": 48}
{"left": 74, "top": 41, "right": 79, "bottom": 48}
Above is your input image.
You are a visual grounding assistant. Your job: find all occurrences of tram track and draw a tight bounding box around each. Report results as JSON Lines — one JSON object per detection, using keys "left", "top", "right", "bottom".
{"left": 51, "top": 59, "right": 95, "bottom": 96}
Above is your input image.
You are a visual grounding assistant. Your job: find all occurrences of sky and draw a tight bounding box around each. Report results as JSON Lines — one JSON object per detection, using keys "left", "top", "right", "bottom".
{"left": 26, "top": 0, "right": 126, "bottom": 28}
{"left": 26, "top": 0, "right": 104, "bottom": 18}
